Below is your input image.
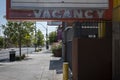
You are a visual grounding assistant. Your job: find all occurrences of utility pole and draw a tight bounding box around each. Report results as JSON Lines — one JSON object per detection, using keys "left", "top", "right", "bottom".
{"left": 37, "top": 23, "right": 49, "bottom": 49}
{"left": 19, "top": 27, "right": 21, "bottom": 57}
{"left": 46, "top": 26, "right": 49, "bottom": 49}
{"left": 18, "top": 22, "right": 22, "bottom": 57}
{"left": 35, "top": 22, "right": 37, "bottom": 52}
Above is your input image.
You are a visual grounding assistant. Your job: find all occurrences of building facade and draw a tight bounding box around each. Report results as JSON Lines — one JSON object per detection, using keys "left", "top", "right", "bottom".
{"left": 113, "top": 0, "right": 120, "bottom": 79}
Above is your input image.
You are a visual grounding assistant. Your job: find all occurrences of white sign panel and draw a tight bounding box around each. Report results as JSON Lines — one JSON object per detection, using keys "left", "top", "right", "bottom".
{"left": 47, "top": 21, "right": 62, "bottom": 26}
{"left": 11, "top": 0, "right": 109, "bottom": 9}
{"left": 33, "top": 9, "right": 105, "bottom": 19}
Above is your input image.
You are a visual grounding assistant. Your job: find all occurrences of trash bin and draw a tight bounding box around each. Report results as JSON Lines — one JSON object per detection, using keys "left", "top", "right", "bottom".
{"left": 9, "top": 49, "right": 16, "bottom": 61}
{"left": 46, "top": 45, "right": 49, "bottom": 49}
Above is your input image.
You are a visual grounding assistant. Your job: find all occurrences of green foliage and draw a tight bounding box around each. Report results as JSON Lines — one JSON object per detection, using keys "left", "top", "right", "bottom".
{"left": 0, "top": 36, "right": 4, "bottom": 48}
{"left": 15, "top": 56, "right": 21, "bottom": 61}
{"left": 2, "top": 21, "right": 35, "bottom": 47}
{"left": 35, "top": 48, "right": 42, "bottom": 52}
{"left": 36, "top": 29, "right": 44, "bottom": 47}
{"left": 15, "top": 54, "right": 26, "bottom": 61}
{"left": 51, "top": 42, "right": 62, "bottom": 57}
{"left": 51, "top": 42, "right": 62, "bottom": 54}
{"left": 49, "top": 31, "right": 57, "bottom": 44}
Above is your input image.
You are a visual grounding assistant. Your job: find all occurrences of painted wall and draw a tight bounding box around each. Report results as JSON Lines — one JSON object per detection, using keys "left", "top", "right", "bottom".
{"left": 113, "top": 0, "right": 120, "bottom": 8}
{"left": 113, "top": 0, "right": 120, "bottom": 22}
{"left": 113, "top": 0, "right": 120, "bottom": 79}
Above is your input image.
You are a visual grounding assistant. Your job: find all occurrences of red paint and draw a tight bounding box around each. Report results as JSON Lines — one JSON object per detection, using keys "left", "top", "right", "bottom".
{"left": 6, "top": 0, "right": 10, "bottom": 19}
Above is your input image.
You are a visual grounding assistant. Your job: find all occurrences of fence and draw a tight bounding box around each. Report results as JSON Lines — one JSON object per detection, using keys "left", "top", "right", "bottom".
{"left": 63, "top": 20, "right": 112, "bottom": 80}
{"left": 72, "top": 21, "right": 112, "bottom": 80}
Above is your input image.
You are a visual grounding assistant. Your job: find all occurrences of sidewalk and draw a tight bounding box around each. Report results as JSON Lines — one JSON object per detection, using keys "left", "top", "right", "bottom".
{"left": 0, "top": 49, "right": 63, "bottom": 80}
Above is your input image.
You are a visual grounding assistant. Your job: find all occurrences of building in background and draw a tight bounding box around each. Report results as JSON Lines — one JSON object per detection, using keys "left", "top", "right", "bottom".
{"left": 57, "top": 25, "right": 63, "bottom": 41}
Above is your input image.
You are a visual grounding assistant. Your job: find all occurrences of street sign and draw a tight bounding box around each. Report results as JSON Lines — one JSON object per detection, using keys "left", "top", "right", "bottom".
{"left": 47, "top": 21, "right": 62, "bottom": 26}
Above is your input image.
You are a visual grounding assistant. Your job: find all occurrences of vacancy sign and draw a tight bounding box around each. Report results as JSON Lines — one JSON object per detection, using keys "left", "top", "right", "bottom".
{"left": 6, "top": 0, "right": 112, "bottom": 21}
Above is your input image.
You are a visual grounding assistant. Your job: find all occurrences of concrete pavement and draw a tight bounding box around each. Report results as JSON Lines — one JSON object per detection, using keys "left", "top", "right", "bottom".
{"left": 0, "top": 49, "right": 63, "bottom": 80}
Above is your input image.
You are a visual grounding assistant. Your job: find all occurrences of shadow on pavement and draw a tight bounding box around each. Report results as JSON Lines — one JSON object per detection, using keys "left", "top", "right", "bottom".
{"left": 43, "top": 50, "right": 52, "bottom": 54}
{"left": 49, "top": 58, "right": 63, "bottom": 74}
{"left": 0, "top": 59, "right": 9, "bottom": 63}
{"left": 23, "top": 57, "right": 33, "bottom": 61}
{"left": 0, "top": 57, "right": 33, "bottom": 63}
{"left": 0, "top": 64, "right": 4, "bottom": 66}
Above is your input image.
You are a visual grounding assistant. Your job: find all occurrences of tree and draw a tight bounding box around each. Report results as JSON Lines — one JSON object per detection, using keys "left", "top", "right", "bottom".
{"left": 24, "top": 34, "right": 31, "bottom": 47}
{"left": 0, "top": 36, "right": 4, "bottom": 48}
{"left": 2, "top": 22, "right": 19, "bottom": 47}
{"left": 21, "top": 22, "right": 35, "bottom": 46}
{"left": 2, "top": 21, "right": 35, "bottom": 56}
{"left": 49, "top": 31, "right": 57, "bottom": 44}
{"left": 36, "top": 29, "right": 44, "bottom": 47}
{"left": 2, "top": 21, "right": 35, "bottom": 47}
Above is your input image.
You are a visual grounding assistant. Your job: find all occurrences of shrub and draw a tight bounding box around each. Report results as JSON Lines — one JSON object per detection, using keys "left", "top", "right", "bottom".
{"left": 35, "top": 48, "right": 42, "bottom": 52}
{"left": 21, "top": 54, "right": 26, "bottom": 59}
{"left": 15, "top": 56, "right": 21, "bottom": 61}
{"left": 15, "top": 54, "right": 26, "bottom": 61}
{"left": 51, "top": 42, "right": 62, "bottom": 57}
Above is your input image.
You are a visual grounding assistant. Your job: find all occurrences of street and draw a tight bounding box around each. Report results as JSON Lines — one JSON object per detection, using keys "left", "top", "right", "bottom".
{"left": 0, "top": 47, "right": 35, "bottom": 61}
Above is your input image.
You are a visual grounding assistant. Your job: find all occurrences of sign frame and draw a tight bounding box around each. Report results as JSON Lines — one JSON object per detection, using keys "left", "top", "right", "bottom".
{"left": 6, "top": 0, "right": 113, "bottom": 21}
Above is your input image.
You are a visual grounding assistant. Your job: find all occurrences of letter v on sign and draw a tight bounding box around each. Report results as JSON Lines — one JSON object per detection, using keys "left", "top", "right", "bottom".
{"left": 34, "top": 10, "right": 42, "bottom": 18}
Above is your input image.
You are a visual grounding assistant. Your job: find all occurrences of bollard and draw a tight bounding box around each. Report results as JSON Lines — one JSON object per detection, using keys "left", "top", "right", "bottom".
{"left": 98, "top": 21, "right": 106, "bottom": 38}
{"left": 63, "top": 62, "right": 68, "bottom": 80}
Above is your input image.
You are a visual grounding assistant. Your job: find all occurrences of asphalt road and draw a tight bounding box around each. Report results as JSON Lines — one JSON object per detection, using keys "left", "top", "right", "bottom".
{"left": 0, "top": 47, "right": 35, "bottom": 61}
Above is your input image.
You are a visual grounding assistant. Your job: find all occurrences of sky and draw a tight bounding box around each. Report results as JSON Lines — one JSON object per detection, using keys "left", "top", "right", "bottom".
{"left": 0, "top": 0, "right": 6, "bottom": 25}
{"left": 0, "top": 0, "right": 58, "bottom": 37}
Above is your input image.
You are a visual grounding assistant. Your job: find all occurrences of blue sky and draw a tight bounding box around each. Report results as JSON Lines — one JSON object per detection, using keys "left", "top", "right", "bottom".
{"left": 0, "top": 0, "right": 6, "bottom": 25}
{"left": 0, "top": 0, "right": 58, "bottom": 36}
